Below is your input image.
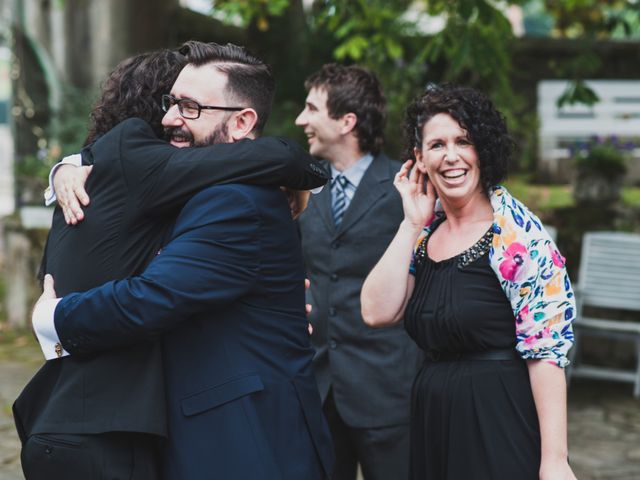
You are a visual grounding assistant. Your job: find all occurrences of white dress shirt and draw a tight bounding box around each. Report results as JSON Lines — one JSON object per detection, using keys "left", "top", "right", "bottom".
{"left": 330, "top": 153, "right": 373, "bottom": 210}
{"left": 32, "top": 297, "right": 68, "bottom": 359}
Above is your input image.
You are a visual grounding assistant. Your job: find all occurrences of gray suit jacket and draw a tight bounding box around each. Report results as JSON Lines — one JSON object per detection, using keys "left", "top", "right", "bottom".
{"left": 299, "top": 153, "right": 422, "bottom": 429}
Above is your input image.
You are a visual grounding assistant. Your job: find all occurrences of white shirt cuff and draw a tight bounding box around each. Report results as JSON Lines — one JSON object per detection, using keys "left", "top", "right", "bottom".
{"left": 32, "top": 298, "right": 69, "bottom": 360}
{"left": 310, "top": 185, "right": 324, "bottom": 195}
{"left": 44, "top": 153, "right": 82, "bottom": 206}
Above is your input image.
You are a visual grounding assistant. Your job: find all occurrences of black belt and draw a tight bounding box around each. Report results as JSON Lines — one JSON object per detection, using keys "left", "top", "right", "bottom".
{"left": 424, "top": 348, "right": 520, "bottom": 362}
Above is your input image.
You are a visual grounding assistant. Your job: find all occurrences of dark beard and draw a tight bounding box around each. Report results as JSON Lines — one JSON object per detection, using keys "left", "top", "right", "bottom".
{"left": 163, "top": 122, "right": 229, "bottom": 147}
{"left": 163, "top": 126, "right": 194, "bottom": 145}
{"left": 194, "top": 123, "right": 229, "bottom": 147}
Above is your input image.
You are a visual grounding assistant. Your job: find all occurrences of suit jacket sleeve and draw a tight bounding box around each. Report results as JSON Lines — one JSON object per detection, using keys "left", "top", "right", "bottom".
{"left": 54, "top": 185, "right": 261, "bottom": 355}
{"left": 114, "top": 118, "right": 327, "bottom": 215}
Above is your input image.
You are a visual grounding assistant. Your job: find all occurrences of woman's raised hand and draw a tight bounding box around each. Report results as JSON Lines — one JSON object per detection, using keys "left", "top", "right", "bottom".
{"left": 393, "top": 160, "right": 436, "bottom": 230}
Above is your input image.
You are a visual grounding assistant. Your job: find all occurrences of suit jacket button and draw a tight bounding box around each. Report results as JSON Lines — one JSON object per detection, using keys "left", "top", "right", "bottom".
{"left": 330, "top": 273, "right": 338, "bottom": 282}
{"left": 329, "top": 308, "right": 336, "bottom": 316}
{"left": 329, "top": 340, "right": 337, "bottom": 349}
{"left": 331, "top": 242, "right": 340, "bottom": 249}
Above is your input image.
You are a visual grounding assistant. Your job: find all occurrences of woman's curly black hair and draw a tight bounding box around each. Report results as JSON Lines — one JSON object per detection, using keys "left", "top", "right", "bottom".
{"left": 84, "top": 49, "right": 186, "bottom": 145}
{"left": 403, "top": 84, "right": 512, "bottom": 193}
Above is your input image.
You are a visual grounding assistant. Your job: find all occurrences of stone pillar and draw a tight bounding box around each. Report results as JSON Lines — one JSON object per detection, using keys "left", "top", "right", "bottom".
{"left": 4, "top": 226, "right": 31, "bottom": 328}
{"left": 3, "top": 219, "right": 46, "bottom": 329}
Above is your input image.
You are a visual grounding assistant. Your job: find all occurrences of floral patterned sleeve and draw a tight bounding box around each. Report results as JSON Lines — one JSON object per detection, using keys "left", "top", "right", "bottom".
{"left": 489, "top": 187, "right": 575, "bottom": 368}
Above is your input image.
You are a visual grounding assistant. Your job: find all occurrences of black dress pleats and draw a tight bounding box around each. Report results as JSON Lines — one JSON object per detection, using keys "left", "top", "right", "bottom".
{"left": 405, "top": 229, "right": 541, "bottom": 480}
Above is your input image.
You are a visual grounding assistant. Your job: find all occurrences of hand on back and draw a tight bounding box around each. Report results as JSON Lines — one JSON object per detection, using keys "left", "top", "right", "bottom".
{"left": 281, "top": 188, "right": 311, "bottom": 220}
{"left": 54, "top": 164, "right": 93, "bottom": 225}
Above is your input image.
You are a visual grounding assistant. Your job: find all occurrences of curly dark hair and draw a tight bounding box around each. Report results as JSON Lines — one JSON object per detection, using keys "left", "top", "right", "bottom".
{"left": 403, "top": 84, "right": 512, "bottom": 192}
{"left": 304, "top": 64, "right": 386, "bottom": 155}
{"left": 178, "top": 41, "right": 274, "bottom": 135}
{"left": 85, "top": 49, "right": 186, "bottom": 145}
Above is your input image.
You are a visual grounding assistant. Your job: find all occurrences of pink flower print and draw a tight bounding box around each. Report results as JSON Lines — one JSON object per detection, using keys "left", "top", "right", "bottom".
{"left": 516, "top": 305, "right": 534, "bottom": 329}
{"left": 535, "top": 326, "right": 552, "bottom": 341}
{"left": 523, "top": 327, "right": 551, "bottom": 347}
{"left": 549, "top": 245, "right": 565, "bottom": 268}
{"left": 499, "top": 242, "right": 528, "bottom": 282}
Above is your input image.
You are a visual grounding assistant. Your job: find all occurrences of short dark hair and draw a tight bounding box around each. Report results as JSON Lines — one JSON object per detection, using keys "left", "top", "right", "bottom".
{"left": 178, "top": 41, "right": 274, "bottom": 135}
{"left": 403, "top": 84, "right": 511, "bottom": 192}
{"left": 86, "top": 49, "right": 186, "bottom": 145}
{"left": 304, "top": 64, "right": 386, "bottom": 155}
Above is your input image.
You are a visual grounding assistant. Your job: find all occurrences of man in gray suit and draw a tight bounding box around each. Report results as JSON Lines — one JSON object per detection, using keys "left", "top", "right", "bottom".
{"left": 295, "top": 64, "right": 421, "bottom": 480}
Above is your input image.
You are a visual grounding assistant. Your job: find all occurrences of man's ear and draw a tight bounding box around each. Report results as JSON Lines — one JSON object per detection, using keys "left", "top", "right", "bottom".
{"left": 340, "top": 113, "right": 357, "bottom": 136}
{"left": 229, "top": 108, "right": 259, "bottom": 141}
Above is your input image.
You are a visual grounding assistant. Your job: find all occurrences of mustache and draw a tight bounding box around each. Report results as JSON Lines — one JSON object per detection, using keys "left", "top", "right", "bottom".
{"left": 164, "top": 126, "right": 194, "bottom": 143}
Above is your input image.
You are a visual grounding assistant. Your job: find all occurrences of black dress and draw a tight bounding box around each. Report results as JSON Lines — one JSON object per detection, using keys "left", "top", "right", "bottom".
{"left": 405, "top": 225, "right": 541, "bottom": 479}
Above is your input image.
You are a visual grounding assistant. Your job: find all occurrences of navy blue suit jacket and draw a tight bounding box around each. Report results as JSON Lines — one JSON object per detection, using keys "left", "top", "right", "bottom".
{"left": 14, "top": 118, "right": 328, "bottom": 442}
{"left": 54, "top": 184, "right": 334, "bottom": 479}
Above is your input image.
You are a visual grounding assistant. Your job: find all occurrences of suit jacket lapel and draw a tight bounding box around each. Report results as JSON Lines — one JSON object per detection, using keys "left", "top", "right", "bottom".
{"left": 308, "top": 162, "right": 335, "bottom": 234}
{"left": 314, "top": 180, "right": 335, "bottom": 233}
{"left": 336, "top": 154, "right": 390, "bottom": 236}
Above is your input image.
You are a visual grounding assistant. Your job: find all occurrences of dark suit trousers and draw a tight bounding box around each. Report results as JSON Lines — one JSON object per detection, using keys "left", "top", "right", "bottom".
{"left": 21, "top": 432, "right": 161, "bottom": 480}
{"left": 324, "top": 389, "right": 410, "bottom": 480}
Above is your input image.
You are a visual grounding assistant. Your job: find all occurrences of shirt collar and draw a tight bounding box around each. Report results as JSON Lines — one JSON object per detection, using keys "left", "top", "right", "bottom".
{"left": 330, "top": 153, "right": 374, "bottom": 189}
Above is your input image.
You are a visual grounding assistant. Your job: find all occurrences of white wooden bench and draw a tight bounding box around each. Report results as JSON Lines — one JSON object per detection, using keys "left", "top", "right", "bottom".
{"left": 568, "top": 231, "right": 640, "bottom": 397}
{"left": 537, "top": 80, "right": 640, "bottom": 182}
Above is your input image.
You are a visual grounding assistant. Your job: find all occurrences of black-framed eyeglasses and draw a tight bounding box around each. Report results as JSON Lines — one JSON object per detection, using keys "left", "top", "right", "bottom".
{"left": 161, "top": 94, "right": 244, "bottom": 120}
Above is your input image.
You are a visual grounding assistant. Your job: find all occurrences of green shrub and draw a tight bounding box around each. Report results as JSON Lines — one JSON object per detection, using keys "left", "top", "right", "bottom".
{"left": 573, "top": 136, "right": 632, "bottom": 179}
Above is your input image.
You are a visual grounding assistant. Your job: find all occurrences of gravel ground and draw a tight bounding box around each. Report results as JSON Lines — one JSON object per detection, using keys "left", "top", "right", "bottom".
{"left": 0, "top": 334, "right": 639, "bottom": 480}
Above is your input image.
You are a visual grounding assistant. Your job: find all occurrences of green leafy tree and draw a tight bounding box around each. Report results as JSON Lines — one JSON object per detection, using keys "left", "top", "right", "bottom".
{"left": 545, "top": 0, "right": 640, "bottom": 39}
{"left": 208, "top": 0, "right": 639, "bottom": 164}
{"left": 213, "top": 0, "right": 532, "bottom": 157}
{"left": 543, "top": 0, "right": 640, "bottom": 107}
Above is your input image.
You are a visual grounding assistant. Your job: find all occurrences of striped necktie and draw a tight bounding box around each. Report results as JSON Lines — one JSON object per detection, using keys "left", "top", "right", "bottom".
{"left": 332, "top": 174, "right": 350, "bottom": 226}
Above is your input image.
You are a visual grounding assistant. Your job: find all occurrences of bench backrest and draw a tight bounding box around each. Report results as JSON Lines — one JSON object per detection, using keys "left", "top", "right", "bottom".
{"left": 577, "top": 231, "right": 640, "bottom": 312}
{"left": 538, "top": 80, "right": 640, "bottom": 140}
{"left": 538, "top": 80, "right": 640, "bottom": 180}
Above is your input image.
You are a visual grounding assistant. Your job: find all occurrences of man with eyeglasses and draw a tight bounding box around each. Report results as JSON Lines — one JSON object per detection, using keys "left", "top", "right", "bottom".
{"left": 21, "top": 41, "right": 333, "bottom": 480}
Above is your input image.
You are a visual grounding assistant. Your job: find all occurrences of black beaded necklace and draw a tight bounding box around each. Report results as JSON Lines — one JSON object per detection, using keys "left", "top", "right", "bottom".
{"left": 457, "top": 227, "right": 494, "bottom": 269}
{"left": 414, "top": 220, "right": 495, "bottom": 270}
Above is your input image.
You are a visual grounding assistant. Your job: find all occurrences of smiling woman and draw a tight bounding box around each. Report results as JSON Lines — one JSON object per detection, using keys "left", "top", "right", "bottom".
{"left": 403, "top": 84, "right": 511, "bottom": 196}
{"left": 413, "top": 113, "right": 482, "bottom": 213}
{"left": 361, "top": 84, "right": 577, "bottom": 480}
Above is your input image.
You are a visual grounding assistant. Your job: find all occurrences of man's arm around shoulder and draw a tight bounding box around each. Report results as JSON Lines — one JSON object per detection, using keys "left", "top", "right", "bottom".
{"left": 45, "top": 185, "right": 263, "bottom": 356}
